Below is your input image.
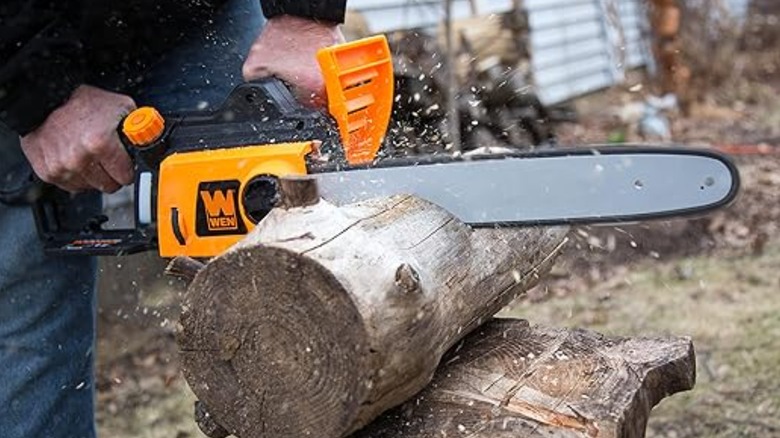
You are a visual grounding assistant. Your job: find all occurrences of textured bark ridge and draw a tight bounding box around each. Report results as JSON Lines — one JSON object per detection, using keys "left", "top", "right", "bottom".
{"left": 177, "top": 181, "right": 569, "bottom": 438}
{"left": 355, "top": 318, "right": 696, "bottom": 438}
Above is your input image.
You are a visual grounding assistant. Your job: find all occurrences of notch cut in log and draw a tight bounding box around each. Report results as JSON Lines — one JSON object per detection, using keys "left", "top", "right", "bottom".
{"left": 355, "top": 318, "right": 696, "bottom": 438}
{"left": 178, "top": 177, "right": 569, "bottom": 438}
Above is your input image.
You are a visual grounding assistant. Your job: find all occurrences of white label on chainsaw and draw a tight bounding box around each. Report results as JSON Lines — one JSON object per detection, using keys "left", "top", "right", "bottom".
{"left": 138, "top": 172, "right": 153, "bottom": 225}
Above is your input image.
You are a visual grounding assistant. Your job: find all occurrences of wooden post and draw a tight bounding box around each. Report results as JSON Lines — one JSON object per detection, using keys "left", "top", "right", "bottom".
{"left": 177, "top": 177, "right": 569, "bottom": 438}
{"left": 649, "top": 0, "right": 691, "bottom": 106}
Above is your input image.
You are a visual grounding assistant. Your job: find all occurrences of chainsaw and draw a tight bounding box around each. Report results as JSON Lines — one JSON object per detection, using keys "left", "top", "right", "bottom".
{"left": 4, "top": 36, "right": 740, "bottom": 258}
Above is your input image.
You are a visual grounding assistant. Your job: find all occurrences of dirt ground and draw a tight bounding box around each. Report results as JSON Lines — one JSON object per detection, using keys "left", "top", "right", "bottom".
{"left": 94, "top": 52, "right": 780, "bottom": 438}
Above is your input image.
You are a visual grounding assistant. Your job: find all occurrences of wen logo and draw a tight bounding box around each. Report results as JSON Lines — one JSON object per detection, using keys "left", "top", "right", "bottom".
{"left": 201, "top": 189, "right": 238, "bottom": 231}
{"left": 195, "top": 181, "right": 247, "bottom": 236}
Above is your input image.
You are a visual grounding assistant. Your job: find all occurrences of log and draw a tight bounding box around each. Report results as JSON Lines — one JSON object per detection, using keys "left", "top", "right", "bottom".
{"left": 355, "top": 318, "right": 696, "bottom": 438}
{"left": 177, "top": 178, "right": 569, "bottom": 438}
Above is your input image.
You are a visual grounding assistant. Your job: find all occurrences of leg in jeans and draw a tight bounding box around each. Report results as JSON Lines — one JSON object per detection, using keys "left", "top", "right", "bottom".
{"left": 0, "top": 1, "right": 263, "bottom": 436}
{"left": 0, "top": 123, "right": 101, "bottom": 438}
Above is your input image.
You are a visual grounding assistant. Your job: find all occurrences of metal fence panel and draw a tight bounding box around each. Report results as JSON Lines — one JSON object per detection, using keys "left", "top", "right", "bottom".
{"left": 527, "top": 0, "right": 613, "bottom": 104}
{"left": 527, "top": 0, "right": 653, "bottom": 104}
{"left": 618, "top": 0, "right": 653, "bottom": 69}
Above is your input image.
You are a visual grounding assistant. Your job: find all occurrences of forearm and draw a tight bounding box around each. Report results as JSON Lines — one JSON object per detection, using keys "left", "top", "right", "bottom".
{"left": 0, "top": 6, "right": 85, "bottom": 136}
{"left": 260, "top": 0, "right": 347, "bottom": 23}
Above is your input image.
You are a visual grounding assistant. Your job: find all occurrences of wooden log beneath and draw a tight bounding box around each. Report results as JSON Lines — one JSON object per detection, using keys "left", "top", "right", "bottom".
{"left": 355, "top": 318, "right": 696, "bottom": 438}
{"left": 177, "top": 178, "right": 569, "bottom": 438}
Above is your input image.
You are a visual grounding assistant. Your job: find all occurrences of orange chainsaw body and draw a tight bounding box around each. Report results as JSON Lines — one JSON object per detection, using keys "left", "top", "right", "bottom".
{"left": 136, "top": 36, "right": 393, "bottom": 258}
{"left": 156, "top": 142, "right": 313, "bottom": 258}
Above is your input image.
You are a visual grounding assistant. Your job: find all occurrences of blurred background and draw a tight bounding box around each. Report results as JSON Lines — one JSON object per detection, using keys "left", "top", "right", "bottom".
{"left": 96, "top": 1, "right": 780, "bottom": 436}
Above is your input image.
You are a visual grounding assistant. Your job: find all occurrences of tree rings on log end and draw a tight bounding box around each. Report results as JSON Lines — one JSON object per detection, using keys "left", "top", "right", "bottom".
{"left": 179, "top": 246, "right": 371, "bottom": 438}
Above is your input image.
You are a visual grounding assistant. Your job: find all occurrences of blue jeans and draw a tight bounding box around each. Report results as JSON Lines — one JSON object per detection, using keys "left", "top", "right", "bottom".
{"left": 0, "top": 1, "right": 263, "bottom": 436}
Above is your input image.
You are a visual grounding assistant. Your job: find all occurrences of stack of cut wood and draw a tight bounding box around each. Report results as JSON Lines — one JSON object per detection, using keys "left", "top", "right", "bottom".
{"left": 172, "top": 178, "right": 697, "bottom": 438}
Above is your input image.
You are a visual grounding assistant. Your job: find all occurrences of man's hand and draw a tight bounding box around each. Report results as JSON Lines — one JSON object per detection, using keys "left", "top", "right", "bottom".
{"left": 21, "top": 85, "right": 136, "bottom": 194}
{"left": 242, "top": 15, "right": 345, "bottom": 107}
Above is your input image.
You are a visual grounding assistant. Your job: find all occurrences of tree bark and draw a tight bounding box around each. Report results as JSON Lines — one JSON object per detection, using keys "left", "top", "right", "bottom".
{"left": 355, "top": 318, "right": 696, "bottom": 438}
{"left": 177, "top": 185, "right": 568, "bottom": 438}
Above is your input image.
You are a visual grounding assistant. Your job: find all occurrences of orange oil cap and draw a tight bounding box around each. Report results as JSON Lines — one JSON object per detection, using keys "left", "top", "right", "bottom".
{"left": 123, "top": 107, "right": 165, "bottom": 147}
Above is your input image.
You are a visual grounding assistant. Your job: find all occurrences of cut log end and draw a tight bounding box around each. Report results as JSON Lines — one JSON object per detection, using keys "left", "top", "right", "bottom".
{"left": 179, "top": 246, "right": 371, "bottom": 437}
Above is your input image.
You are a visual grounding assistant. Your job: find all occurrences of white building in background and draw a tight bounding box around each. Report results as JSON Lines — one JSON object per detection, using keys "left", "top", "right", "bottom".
{"left": 348, "top": 0, "right": 750, "bottom": 105}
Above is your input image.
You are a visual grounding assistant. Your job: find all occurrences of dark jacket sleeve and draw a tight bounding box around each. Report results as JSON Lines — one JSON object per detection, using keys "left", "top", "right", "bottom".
{"left": 0, "top": 4, "right": 85, "bottom": 136}
{"left": 260, "top": 0, "right": 347, "bottom": 23}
